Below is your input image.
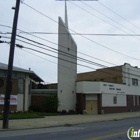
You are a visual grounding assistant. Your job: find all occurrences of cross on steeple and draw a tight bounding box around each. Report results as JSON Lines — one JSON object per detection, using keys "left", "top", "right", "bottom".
{"left": 65, "top": 0, "right": 68, "bottom": 29}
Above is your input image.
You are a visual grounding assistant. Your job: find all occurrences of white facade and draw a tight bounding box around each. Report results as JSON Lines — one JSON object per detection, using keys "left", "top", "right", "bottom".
{"left": 77, "top": 81, "right": 140, "bottom": 107}
{"left": 17, "top": 74, "right": 31, "bottom": 111}
{"left": 0, "top": 62, "right": 43, "bottom": 112}
{"left": 17, "top": 94, "right": 24, "bottom": 111}
{"left": 24, "top": 74, "right": 30, "bottom": 111}
{"left": 86, "top": 94, "right": 97, "bottom": 101}
{"left": 123, "top": 63, "right": 140, "bottom": 86}
{"left": 102, "top": 94, "right": 127, "bottom": 107}
{"left": 57, "top": 17, "right": 77, "bottom": 111}
{"left": 77, "top": 81, "right": 140, "bottom": 95}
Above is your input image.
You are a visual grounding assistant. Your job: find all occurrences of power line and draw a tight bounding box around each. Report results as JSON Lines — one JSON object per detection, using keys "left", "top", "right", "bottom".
{"left": 22, "top": 2, "right": 140, "bottom": 61}
{"left": 1, "top": 21, "right": 140, "bottom": 67}
{"left": 2, "top": 33, "right": 140, "bottom": 76}
{"left": 69, "top": 1, "right": 140, "bottom": 42}
{"left": 2, "top": 35, "right": 139, "bottom": 76}
{"left": 1, "top": 40, "right": 140, "bottom": 85}
{"left": 0, "top": 28, "right": 116, "bottom": 67}
{"left": 79, "top": 1, "right": 140, "bottom": 37}
{"left": 98, "top": 1, "right": 140, "bottom": 31}
{"left": 15, "top": 35, "right": 140, "bottom": 77}
{"left": 21, "top": 45, "right": 140, "bottom": 88}
{"left": 1, "top": 35, "right": 107, "bottom": 68}
{"left": 17, "top": 44, "right": 126, "bottom": 84}
{"left": 15, "top": 35, "right": 107, "bottom": 68}
{"left": 2, "top": 30, "right": 140, "bottom": 78}
{"left": 0, "top": 24, "right": 12, "bottom": 29}
{"left": 16, "top": 43, "right": 99, "bottom": 70}
{"left": 7, "top": 32, "right": 140, "bottom": 36}
{"left": 5, "top": 34, "right": 140, "bottom": 77}
{"left": 2, "top": 36, "right": 140, "bottom": 79}
{"left": 15, "top": 43, "right": 140, "bottom": 84}
{"left": 13, "top": 35, "right": 140, "bottom": 78}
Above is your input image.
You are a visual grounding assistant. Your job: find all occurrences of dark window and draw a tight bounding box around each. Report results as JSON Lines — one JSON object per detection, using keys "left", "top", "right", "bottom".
{"left": 113, "top": 77, "right": 117, "bottom": 81}
{"left": 18, "top": 79, "right": 24, "bottom": 94}
{"left": 12, "top": 72, "right": 17, "bottom": 77}
{"left": 132, "top": 78, "right": 138, "bottom": 86}
{"left": 0, "top": 78, "right": 4, "bottom": 88}
{"left": 0, "top": 70, "right": 6, "bottom": 77}
{"left": 113, "top": 96, "right": 117, "bottom": 104}
{"left": 100, "top": 79, "right": 104, "bottom": 81}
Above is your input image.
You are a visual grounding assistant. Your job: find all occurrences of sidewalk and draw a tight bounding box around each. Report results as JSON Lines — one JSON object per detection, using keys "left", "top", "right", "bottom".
{"left": 0, "top": 111, "right": 140, "bottom": 131}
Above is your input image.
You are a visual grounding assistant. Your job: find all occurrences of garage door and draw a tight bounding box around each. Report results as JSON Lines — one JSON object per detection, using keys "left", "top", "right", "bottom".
{"left": 86, "top": 100, "right": 98, "bottom": 114}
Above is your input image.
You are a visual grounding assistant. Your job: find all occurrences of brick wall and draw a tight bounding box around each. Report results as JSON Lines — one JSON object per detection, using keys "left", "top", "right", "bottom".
{"left": 77, "top": 66, "right": 123, "bottom": 84}
{"left": 76, "top": 94, "right": 85, "bottom": 113}
{"left": 43, "top": 83, "right": 57, "bottom": 89}
{"left": 0, "top": 77, "right": 18, "bottom": 95}
{"left": 31, "top": 95, "right": 46, "bottom": 111}
{"left": 0, "top": 105, "right": 17, "bottom": 113}
{"left": 0, "top": 77, "right": 18, "bottom": 112}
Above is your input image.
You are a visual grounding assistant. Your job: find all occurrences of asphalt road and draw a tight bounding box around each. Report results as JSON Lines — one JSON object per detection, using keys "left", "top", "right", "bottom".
{"left": 0, "top": 117, "right": 140, "bottom": 140}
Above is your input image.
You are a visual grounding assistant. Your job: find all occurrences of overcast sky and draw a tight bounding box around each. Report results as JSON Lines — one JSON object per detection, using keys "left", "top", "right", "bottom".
{"left": 0, "top": 0, "right": 140, "bottom": 83}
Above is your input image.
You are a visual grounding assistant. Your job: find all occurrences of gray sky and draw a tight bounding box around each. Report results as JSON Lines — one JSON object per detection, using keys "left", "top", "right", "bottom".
{"left": 0, "top": 0, "right": 140, "bottom": 83}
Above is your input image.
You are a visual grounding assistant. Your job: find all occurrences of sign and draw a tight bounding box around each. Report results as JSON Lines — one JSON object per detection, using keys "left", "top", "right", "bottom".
{"left": 127, "top": 127, "right": 140, "bottom": 140}
{"left": 103, "top": 83, "right": 125, "bottom": 94}
{"left": 0, "top": 94, "right": 17, "bottom": 105}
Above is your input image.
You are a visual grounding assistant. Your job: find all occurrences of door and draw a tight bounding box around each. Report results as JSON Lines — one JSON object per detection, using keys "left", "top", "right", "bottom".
{"left": 86, "top": 100, "right": 98, "bottom": 114}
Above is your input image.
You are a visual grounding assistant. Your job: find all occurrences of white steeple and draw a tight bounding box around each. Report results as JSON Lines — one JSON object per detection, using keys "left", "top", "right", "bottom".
{"left": 65, "top": 0, "right": 68, "bottom": 29}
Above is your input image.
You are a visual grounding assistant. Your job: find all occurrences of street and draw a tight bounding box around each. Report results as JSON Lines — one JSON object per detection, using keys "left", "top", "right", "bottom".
{"left": 0, "top": 117, "right": 140, "bottom": 140}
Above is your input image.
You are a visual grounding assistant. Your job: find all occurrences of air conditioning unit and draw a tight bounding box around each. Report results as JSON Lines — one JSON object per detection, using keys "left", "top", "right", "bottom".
{"left": 101, "top": 110, "right": 104, "bottom": 114}
{"left": 83, "top": 110, "right": 87, "bottom": 114}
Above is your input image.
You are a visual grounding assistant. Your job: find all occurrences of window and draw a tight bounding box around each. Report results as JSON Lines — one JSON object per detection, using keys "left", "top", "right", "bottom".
{"left": 0, "top": 70, "right": 6, "bottom": 77}
{"left": 18, "top": 79, "right": 24, "bottom": 94}
{"left": 100, "top": 79, "right": 104, "bottom": 81}
{"left": 113, "top": 77, "right": 117, "bottom": 82}
{"left": 113, "top": 96, "right": 117, "bottom": 104}
{"left": 12, "top": 72, "right": 17, "bottom": 77}
{"left": 0, "top": 78, "right": 4, "bottom": 88}
{"left": 17, "top": 73, "right": 25, "bottom": 78}
{"left": 132, "top": 78, "right": 138, "bottom": 86}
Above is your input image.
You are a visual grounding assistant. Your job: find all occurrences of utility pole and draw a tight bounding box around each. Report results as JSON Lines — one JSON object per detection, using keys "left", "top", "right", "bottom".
{"left": 3, "top": 0, "right": 20, "bottom": 129}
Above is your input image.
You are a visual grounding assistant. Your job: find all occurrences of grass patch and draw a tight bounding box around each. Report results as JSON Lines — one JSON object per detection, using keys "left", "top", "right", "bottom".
{"left": 0, "top": 112, "right": 61, "bottom": 120}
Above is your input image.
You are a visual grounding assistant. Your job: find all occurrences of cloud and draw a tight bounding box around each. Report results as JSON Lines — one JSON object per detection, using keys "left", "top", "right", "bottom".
{"left": 0, "top": 0, "right": 140, "bottom": 82}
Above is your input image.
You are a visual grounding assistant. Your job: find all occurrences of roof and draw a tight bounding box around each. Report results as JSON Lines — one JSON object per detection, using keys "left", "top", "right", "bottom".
{"left": 0, "top": 62, "right": 43, "bottom": 82}
{"left": 77, "top": 65, "right": 123, "bottom": 75}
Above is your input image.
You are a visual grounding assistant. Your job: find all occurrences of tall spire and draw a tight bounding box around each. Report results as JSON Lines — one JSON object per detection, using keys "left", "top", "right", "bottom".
{"left": 65, "top": 0, "right": 68, "bottom": 29}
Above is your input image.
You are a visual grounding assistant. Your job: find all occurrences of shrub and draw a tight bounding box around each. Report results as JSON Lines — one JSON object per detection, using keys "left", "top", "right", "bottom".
{"left": 44, "top": 95, "right": 59, "bottom": 113}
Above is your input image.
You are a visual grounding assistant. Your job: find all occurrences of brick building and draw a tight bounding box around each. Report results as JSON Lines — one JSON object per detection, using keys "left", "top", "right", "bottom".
{"left": 76, "top": 63, "right": 140, "bottom": 114}
{"left": 31, "top": 63, "right": 140, "bottom": 114}
{"left": 77, "top": 65, "right": 123, "bottom": 83}
{"left": 0, "top": 62, "right": 43, "bottom": 112}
